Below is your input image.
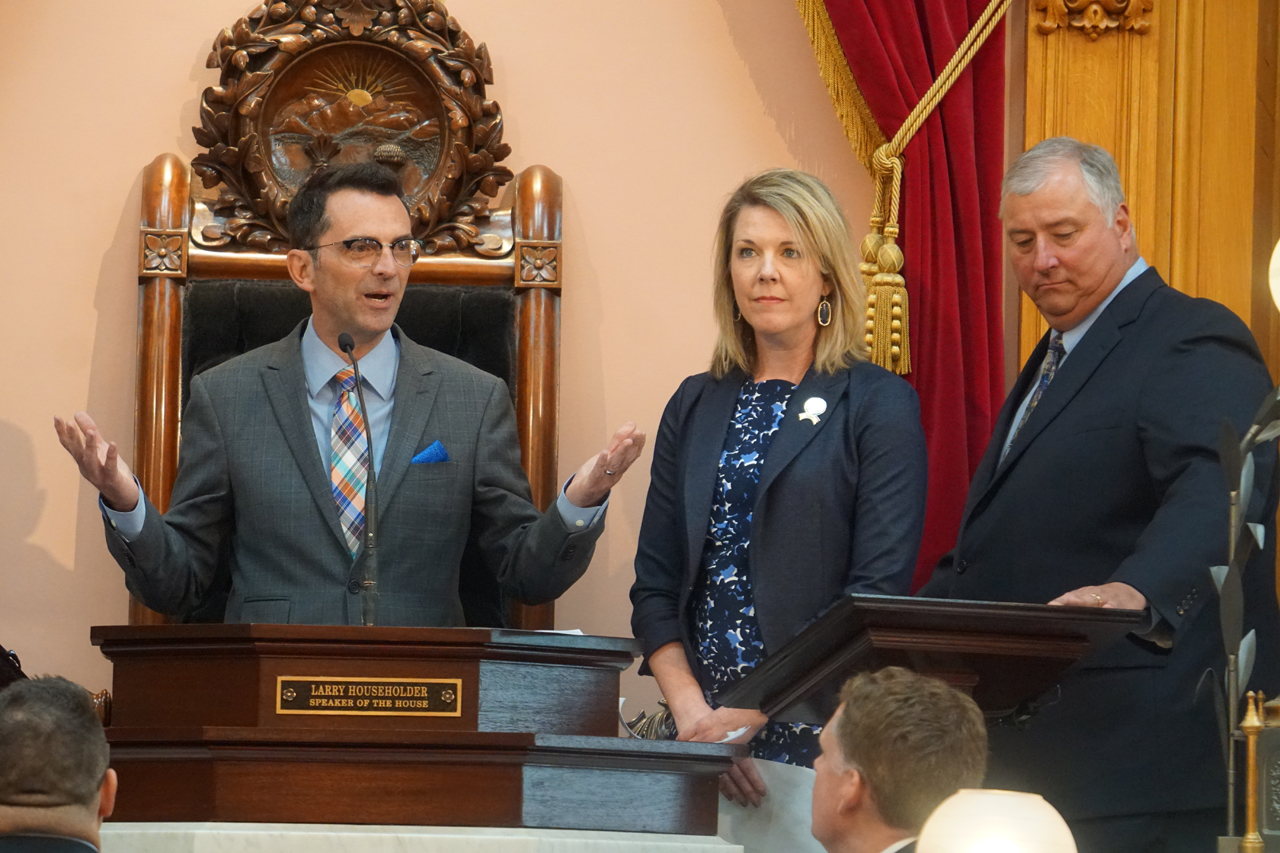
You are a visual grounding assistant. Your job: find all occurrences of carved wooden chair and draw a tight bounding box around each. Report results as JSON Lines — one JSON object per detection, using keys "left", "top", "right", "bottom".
{"left": 131, "top": 0, "right": 562, "bottom": 630}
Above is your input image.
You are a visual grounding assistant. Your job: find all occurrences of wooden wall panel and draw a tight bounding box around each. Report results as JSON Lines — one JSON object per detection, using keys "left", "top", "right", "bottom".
{"left": 1017, "top": 0, "right": 1280, "bottom": 600}
{"left": 1254, "top": 0, "right": 1280, "bottom": 370}
{"left": 1018, "top": 0, "right": 1280, "bottom": 376}
{"left": 1021, "top": 0, "right": 1173, "bottom": 359}
{"left": 1171, "top": 1, "right": 1260, "bottom": 319}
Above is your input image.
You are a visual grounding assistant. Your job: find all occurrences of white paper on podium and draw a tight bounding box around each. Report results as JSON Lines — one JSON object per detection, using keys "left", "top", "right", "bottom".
{"left": 716, "top": 758, "right": 826, "bottom": 853}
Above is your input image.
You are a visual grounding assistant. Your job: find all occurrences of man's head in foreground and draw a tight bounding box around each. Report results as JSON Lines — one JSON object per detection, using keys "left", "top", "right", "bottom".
{"left": 811, "top": 667, "right": 988, "bottom": 853}
{"left": 0, "top": 677, "right": 116, "bottom": 850}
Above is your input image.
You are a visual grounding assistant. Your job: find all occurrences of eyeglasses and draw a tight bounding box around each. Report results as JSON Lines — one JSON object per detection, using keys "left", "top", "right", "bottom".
{"left": 310, "top": 237, "right": 421, "bottom": 268}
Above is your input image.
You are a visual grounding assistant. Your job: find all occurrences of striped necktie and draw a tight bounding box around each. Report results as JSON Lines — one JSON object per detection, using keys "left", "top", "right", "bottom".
{"left": 330, "top": 366, "right": 368, "bottom": 555}
{"left": 1002, "top": 332, "right": 1066, "bottom": 461}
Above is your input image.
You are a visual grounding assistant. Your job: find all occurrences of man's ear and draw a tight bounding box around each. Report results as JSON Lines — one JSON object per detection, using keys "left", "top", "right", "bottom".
{"left": 1113, "top": 203, "right": 1134, "bottom": 251}
{"left": 838, "top": 765, "right": 869, "bottom": 816}
{"left": 97, "top": 769, "right": 117, "bottom": 821}
{"left": 286, "top": 248, "right": 316, "bottom": 292}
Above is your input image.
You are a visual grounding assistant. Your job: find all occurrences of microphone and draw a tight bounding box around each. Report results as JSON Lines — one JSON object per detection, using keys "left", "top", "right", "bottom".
{"left": 338, "top": 332, "right": 379, "bottom": 627}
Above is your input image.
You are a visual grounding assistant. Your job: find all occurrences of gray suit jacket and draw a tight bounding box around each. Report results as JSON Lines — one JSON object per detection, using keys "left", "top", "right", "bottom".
{"left": 106, "top": 322, "right": 602, "bottom": 626}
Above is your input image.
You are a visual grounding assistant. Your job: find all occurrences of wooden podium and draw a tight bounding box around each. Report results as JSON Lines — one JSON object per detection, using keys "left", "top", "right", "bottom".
{"left": 91, "top": 598, "right": 1143, "bottom": 835}
{"left": 717, "top": 594, "right": 1146, "bottom": 724}
{"left": 91, "top": 624, "right": 738, "bottom": 835}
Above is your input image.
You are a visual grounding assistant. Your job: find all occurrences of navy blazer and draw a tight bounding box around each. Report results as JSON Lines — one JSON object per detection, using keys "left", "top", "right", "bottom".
{"left": 0, "top": 836, "right": 98, "bottom": 853}
{"left": 630, "top": 361, "right": 928, "bottom": 686}
{"left": 922, "top": 268, "right": 1280, "bottom": 819}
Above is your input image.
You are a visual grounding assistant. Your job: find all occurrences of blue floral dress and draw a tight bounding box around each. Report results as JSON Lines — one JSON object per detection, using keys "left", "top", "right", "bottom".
{"left": 692, "top": 378, "right": 821, "bottom": 768}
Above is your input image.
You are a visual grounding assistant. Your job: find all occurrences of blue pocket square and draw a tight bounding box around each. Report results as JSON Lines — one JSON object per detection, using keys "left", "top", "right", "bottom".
{"left": 412, "top": 440, "right": 450, "bottom": 464}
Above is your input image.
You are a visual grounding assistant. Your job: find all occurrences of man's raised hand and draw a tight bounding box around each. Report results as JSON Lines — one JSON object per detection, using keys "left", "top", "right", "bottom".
{"left": 54, "top": 412, "right": 140, "bottom": 512}
{"left": 565, "top": 421, "right": 647, "bottom": 508}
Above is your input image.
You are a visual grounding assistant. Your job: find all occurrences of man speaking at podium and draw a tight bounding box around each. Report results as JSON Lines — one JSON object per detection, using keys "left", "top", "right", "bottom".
{"left": 55, "top": 162, "right": 644, "bottom": 627}
{"left": 921, "top": 138, "right": 1280, "bottom": 853}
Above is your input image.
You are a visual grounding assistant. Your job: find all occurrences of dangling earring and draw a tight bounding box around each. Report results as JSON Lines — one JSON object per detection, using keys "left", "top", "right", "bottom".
{"left": 733, "top": 304, "right": 742, "bottom": 322}
{"left": 817, "top": 298, "right": 832, "bottom": 327}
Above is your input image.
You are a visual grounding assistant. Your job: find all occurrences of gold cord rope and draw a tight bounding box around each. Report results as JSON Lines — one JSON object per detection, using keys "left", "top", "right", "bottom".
{"left": 797, "top": 0, "right": 1011, "bottom": 374}
{"left": 794, "top": 0, "right": 886, "bottom": 172}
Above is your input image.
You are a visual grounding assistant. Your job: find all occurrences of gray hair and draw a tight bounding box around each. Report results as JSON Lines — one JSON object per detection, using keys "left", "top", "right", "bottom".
{"left": 1001, "top": 137, "right": 1127, "bottom": 222}
{"left": 0, "top": 677, "right": 110, "bottom": 808}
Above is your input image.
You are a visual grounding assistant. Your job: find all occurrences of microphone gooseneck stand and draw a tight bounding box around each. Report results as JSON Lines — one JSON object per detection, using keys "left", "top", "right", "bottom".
{"left": 338, "top": 333, "right": 379, "bottom": 627}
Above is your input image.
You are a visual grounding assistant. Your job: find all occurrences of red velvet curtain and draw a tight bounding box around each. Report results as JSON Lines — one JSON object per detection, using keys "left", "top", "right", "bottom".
{"left": 825, "top": 1, "right": 1007, "bottom": 588}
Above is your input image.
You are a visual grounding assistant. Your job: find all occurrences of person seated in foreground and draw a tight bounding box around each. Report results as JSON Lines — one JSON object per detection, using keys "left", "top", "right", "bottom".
{"left": 0, "top": 677, "right": 117, "bottom": 852}
{"left": 811, "top": 667, "right": 988, "bottom": 853}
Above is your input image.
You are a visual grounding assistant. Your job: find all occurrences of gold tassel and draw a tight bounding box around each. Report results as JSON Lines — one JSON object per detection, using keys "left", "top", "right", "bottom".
{"left": 798, "top": 0, "right": 1012, "bottom": 377}
{"left": 865, "top": 225, "right": 910, "bottom": 374}
{"left": 861, "top": 151, "right": 910, "bottom": 374}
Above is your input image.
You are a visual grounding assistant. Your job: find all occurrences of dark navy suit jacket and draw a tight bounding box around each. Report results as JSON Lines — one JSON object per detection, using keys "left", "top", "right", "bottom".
{"left": 922, "top": 268, "right": 1280, "bottom": 819}
{"left": 0, "top": 835, "right": 98, "bottom": 852}
{"left": 630, "top": 361, "right": 928, "bottom": 687}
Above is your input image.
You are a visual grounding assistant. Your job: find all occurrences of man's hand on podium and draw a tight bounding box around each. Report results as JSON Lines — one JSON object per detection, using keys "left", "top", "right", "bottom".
{"left": 54, "top": 411, "right": 140, "bottom": 512}
{"left": 565, "top": 421, "right": 647, "bottom": 508}
{"left": 1048, "top": 581, "right": 1147, "bottom": 610}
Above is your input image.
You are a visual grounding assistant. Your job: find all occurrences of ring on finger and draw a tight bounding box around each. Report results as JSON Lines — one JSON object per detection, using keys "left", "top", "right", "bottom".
{"left": 1091, "top": 592, "right": 1103, "bottom": 605}
{"left": 605, "top": 469, "right": 616, "bottom": 476}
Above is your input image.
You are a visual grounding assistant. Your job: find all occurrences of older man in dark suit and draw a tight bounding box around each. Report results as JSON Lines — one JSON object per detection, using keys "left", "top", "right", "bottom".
{"left": 55, "top": 163, "right": 645, "bottom": 626}
{"left": 0, "top": 678, "right": 116, "bottom": 853}
{"left": 921, "top": 137, "right": 1280, "bottom": 853}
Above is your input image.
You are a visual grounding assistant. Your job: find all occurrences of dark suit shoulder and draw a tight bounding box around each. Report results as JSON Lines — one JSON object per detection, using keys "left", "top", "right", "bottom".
{"left": 1179, "top": 292, "right": 1257, "bottom": 340}
{"left": 664, "top": 361, "right": 919, "bottom": 419}
{"left": 838, "top": 359, "right": 922, "bottom": 422}
{"left": 659, "top": 370, "right": 726, "bottom": 419}
{"left": 841, "top": 358, "right": 919, "bottom": 397}
{"left": 0, "top": 835, "right": 99, "bottom": 852}
{"left": 1126, "top": 271, "right": 1255, "bottom": 341}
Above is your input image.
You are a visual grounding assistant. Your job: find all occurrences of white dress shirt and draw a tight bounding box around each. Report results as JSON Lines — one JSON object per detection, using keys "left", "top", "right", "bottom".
{"left": 879, "top": 838, "right": 916, "bottom": 853}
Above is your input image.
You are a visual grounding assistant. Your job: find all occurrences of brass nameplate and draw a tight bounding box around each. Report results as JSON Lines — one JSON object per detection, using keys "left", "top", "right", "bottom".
{"left": 276, "top": 676, "right": 462, "bottom": 717}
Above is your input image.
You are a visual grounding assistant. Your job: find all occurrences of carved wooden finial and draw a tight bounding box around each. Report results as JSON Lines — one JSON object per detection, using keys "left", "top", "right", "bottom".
{"left": 1035, "top": 0, "right": 1153, "bottom": 41}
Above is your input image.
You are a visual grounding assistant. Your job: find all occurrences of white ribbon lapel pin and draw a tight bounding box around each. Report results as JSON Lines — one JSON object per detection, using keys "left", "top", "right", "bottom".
{"left": 798, "top": 397, "right": 827, "bottom": 425}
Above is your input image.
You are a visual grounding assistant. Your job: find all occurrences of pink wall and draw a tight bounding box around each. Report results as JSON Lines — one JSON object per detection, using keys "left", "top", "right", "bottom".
{"left": 0, "top": 0, "right": 872, "bottom": 709}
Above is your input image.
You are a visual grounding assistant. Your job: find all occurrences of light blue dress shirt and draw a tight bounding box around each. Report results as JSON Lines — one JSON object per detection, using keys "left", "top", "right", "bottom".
{"left": 104, "top": 319, "right": 603, "bottom": 538}
{"left": 301, "top": 316, "right": 398, "bottom": 476}
{"left": 1000, "top": 257, "right": 1149, "bottom": 459}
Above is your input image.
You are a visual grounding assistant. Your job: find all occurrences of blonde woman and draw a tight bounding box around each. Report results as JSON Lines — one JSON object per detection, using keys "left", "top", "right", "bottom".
{"left": 630, "top": 169, "right": 927, "bottom": 807}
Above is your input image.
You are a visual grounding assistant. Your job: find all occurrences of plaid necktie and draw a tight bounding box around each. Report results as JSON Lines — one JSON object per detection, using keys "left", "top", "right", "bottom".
{"left": 1002, "top": 332, "right": 1066, "bottom": 461}
{"left": 330, "top": 366, "right": 368, "bottom": 555}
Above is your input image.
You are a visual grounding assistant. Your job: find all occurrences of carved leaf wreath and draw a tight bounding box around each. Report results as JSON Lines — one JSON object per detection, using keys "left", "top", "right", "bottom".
{"left": 192, "top": 0, "right": 513, "bottom": 254}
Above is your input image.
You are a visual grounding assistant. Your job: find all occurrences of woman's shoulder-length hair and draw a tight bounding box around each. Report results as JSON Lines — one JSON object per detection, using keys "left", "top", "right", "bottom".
{"left": 709, "top": 168, "right": 868, "bottom": 378}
